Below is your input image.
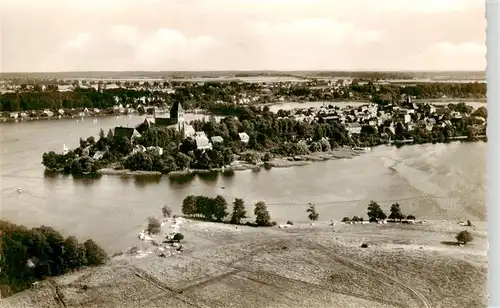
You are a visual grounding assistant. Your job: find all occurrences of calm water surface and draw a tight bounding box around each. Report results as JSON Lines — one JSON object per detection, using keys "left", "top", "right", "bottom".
{"left": 0, "top": 114, "right": 486, "bottom": 252}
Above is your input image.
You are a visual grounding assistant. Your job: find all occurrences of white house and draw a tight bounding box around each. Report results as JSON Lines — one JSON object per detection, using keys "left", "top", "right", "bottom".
{"left": 238, "top": 132, "right": 250, "bottom": 143}
{"left": 58, "top": 85, "right": 74, "bottom": 92}
{"left": 43, "top": 110, "right": 54, "bottom": 117}
{"left": 183, "top": 124, "right": 195, "bottom": 138}
{"left": 147, "top": 146, "right": 163, "bottom": 156}
{"left": 92, "top": 151, "right": 105, "bottom": 160}
{"left": 132, "top": 145, "right": 147, "bottom": 154}
{"left": 194, "top": 132, "right": 212, "bottom": 150}
{"left": 346, "top": 123, "right": 362, "bottom": 135}
{"left": 211, "top": 136, "right": 224, "bottom": 144}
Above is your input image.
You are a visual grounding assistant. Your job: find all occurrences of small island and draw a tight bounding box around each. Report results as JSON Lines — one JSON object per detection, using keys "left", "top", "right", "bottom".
{"left": 41, "top": 99, "right": 487, "bottom": 176}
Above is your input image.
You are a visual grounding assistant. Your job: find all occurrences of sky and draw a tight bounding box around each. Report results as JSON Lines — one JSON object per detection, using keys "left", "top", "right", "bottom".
{"left": 1, "top": 0, "right": 486, "bottom": 72}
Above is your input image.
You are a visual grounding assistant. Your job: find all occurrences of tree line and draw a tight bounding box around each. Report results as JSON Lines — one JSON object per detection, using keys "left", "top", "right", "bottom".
{"left": 181, "top": 195, "right": 275, "bottom": 227}
{"left": 341, "top": 201, "right": 416, "bottom": 223}
{"left": 0, "top": 220, "right": 107, "bottom": 297}
{"left": 1, "top": 81, "right": 486, "bottom": 112}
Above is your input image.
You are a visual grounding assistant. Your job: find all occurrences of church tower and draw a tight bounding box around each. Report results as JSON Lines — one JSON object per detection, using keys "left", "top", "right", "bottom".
{"left": 169, "top": 101, "right": 185, "bottom": 133}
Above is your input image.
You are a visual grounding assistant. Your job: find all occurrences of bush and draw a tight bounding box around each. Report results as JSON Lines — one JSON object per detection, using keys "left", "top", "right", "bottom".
{"left": 286, "top": 220, "right": 294, "bottom": 225}
{"left": 162, "top": 205, "right": 172, "bottom": 218}
{"left": 456, "top": 230, "right": 473, "bottom": 245}
{"left": 306, "top": 204, "right": 319, "bottom": 222}
{"left": 147, "top": 216, "right": 161, "bottom": 234}
{"left": 173, "top": 233, "right": 184, "bottom": 243}
{"left": 407, "top": 215, "right": 416, "bottom": 220}
{"left": 342, "top": 217, "right": 350, "bottom": 223}
{"left": 361, "top": 243, "right": 368, "bottom": 248}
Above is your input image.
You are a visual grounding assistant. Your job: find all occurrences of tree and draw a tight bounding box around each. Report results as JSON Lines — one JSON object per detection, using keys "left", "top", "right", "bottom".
{"left": 99, "top": 129, "right": 105, "bottom": 140}
{"left": 84, "top": 239, "right": 108, "bottom": 266}
{"left": 212, "top": 195, "right": 229, "bottom": 221}
{"left": 146, "top": 216, "right": 161, "bottom": 234}
{"left": 42, "top": 151, "right": 62, "bottom": 171}
{"left": 222, "top": 148, "right": 234, "bottom": 166}
{"left": 389, "top": 203, "right": 402, "bottom": 221}
{"left": 254, "top": 201, "right": 272, "bottom": 226}
{"left": 471, "top": 106, "right": 487, "bottom": 118}
{"left": 106, "top": 129, "right": 114, "bottom": 141}
{"left": 182, "top": 195, "right": 197, "bottom": 216}
{"left": 175, "top": 152, "right": 192, "bottom": 170}
{"left": 86, "top": 136, "right": 96, "bottom": 145}
{"left": 367, "top": 201, "right": 386, "bottom": 222}
{"left": 456, "top": 230, "right": 473, "bottom": 245}
{"left": 79, "top": 137, "right": 87, "bottom": 149}
{"left": 162, "top": 205, "right": 172, "bottom": 218}
{"left": 63, "top": 236, "right": 87, "bottom": 270}
{"left": 306, "top": 204, "right": 319, "bottom": 223}
{"left": 173, "top": 233, "right": 184, "bottom": 243}
{"left": 230, "top": 198, "right": 247, "bottom": 224}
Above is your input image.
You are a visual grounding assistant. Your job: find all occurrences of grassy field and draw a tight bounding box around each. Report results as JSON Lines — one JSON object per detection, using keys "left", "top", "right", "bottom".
{"left": 1, "top": 219, "right": 487, "bottom": 308}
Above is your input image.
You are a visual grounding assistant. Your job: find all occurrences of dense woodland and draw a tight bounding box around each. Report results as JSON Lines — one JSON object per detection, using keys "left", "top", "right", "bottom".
{"left": 0, "top": 221, "right": 108, "bottom": 297}
{"left": 1, "top": 81, "right": 487, "bottom": 112}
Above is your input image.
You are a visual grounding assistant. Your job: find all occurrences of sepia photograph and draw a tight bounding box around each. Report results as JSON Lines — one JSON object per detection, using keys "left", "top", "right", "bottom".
{"left": 0, "top": 0, "right": 492, "bottom": 307}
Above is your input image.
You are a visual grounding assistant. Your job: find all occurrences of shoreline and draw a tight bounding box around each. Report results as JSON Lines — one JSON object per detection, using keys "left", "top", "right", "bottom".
{"left": 0, "top": 112, "right": 137, "bottom": 124}
{"left": 1, "top": 98, "right": 486, "bottom": 124}
{"left": 97, "top": 148, "right": 365, "bottom": 177}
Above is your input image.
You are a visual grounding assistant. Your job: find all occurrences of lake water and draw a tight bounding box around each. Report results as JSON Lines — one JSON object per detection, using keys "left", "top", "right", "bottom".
{"left": 0, "top": 114, "right": 487, "bottom": 253}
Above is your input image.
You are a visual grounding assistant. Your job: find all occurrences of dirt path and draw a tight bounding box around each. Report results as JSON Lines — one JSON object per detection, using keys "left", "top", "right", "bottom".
{"left": 48, "top": 279, "right": 68, "bottom": 308}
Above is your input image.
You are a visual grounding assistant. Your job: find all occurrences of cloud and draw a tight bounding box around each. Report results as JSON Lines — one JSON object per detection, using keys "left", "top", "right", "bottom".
{"left": 363, "top": 0, "right": 481, "bottom": 13}
{"left": 436, "top": 41, "right": 486, "bottom": 55}
{"left": 1, "top": 0, "right": 486, "bottom": 71}
{"left": 55, "top": 26, "right": 221, "bottom": 71}
{"left": 65, "top": 33, "right": 92, "bottom": 49}
{"left": 136, "top": 29, "right": 220, "bottom": 69}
